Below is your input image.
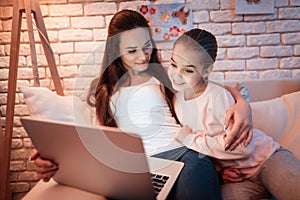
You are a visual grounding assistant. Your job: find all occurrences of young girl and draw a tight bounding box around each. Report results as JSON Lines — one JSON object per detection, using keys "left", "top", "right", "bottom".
{"left": 169, "top": 28, "right": 300, "bottom": 200}
{"left": 33, "top": 10, "right": 252, "bottom": 200}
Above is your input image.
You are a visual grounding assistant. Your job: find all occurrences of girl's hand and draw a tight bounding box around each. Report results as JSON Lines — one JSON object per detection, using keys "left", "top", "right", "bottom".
{"left": 30, "top": 150, "right": 58, "bottom": 182}
{"left": 224, "top": 85, "right": 253, "bottom": 151}
{"left": 220, "top": 168, "right": 244, "bottom": 183}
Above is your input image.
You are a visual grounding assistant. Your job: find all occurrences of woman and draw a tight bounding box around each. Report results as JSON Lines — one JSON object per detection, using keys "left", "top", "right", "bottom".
{"left": 33, "top": 10, "right": 252, "bottom": 200}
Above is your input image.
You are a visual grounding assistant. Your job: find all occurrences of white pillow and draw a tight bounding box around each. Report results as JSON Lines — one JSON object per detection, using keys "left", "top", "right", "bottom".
{"left": 279, "top": 91, "right": 300, "bottom": 159}
{"left": 251, "top": 91, "right": 300, "bottom": 160}
{"left": 251, "top": 97, "right": 287, "bottom": 142}
{"left": 19, "top": 87, "right": 97, "bottom": 125}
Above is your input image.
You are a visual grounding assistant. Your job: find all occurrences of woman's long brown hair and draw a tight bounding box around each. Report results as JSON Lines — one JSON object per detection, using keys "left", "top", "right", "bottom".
{"left": 87, "top": 10, "right": 179, "bottom": 127}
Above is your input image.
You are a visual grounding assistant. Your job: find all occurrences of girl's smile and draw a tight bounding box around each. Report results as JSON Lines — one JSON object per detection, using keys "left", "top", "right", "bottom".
{"left": 168, "top": 43, "right": 209, "bottom": 99}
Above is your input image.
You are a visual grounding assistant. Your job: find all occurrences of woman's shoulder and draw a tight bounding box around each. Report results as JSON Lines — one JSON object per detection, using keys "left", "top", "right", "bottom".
{"left": 148, "top": 76, "right": 160, "bottom": 84}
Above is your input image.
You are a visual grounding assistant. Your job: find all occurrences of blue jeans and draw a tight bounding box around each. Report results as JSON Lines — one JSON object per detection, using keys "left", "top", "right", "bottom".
{"left": 152, "top": 147, "right": 222, "bottom": 200}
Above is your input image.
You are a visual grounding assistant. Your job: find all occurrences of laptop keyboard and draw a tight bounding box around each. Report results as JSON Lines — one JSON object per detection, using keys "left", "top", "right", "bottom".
{"left": 151, "top": 173, "right": 170, "bottom": 196}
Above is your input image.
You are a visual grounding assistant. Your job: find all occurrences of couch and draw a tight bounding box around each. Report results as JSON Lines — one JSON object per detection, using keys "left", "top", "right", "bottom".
{"left": 21, "top": 78, "right": 300, "bottom": 199}
{"left": 224, "top": 79, "right": 300, "bottom": 160}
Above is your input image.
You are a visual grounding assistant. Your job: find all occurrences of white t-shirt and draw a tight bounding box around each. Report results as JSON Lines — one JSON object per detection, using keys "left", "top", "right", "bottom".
{"left": 110, "top": 77, "right": 182, "bottom": 156}
{"left": 175, "top": 82, "right": 280, "bottom": 178}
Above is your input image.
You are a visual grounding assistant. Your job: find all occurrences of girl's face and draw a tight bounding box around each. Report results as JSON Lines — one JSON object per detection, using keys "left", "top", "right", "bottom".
{"left": 119, "top": 28, "right": 153, "bottom": 75}
{"left": 168, "top": 42, "right": 208, "bottom": 93}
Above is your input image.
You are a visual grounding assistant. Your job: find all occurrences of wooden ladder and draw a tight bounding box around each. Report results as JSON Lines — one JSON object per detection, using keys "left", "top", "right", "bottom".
{"left": 0, "top": 0, "right": 64, "bottom": 199}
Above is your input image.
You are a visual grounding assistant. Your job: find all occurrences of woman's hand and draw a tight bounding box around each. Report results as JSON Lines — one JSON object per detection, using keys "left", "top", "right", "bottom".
{"left": 30, "top": 150, "right": 58, "bottom": 182}
{"left": 224, "top": 85, "right": 253, "bottom": 151}
{"left": 220, "top": 168, "right": 244, "bottom": 183}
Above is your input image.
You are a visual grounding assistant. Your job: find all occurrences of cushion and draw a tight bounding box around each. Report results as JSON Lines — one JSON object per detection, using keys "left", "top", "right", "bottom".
{"left": 251, "top": 97, "right": 287, "bottom": 142}
{"left": 19, "top": 87, "right": 97, "bottom": 125}
{"left": 233, "top": 82, "right": 250, "bottom": 102}
{"left": 251, "top": 91, "right": 300, "bottom": 160}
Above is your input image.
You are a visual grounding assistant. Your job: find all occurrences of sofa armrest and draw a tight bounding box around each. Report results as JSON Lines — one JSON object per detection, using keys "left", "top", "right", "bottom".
{"left": 222, "top": 79, "right": 300, "bottom": 102}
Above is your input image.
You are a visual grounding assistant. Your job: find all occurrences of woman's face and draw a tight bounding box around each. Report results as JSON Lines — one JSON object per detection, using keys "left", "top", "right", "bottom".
{"left": 119, "top": 28, "right": 153, "bottom": 75}
{"left": 168, "top": 42, "right": 207, "bottom": 92}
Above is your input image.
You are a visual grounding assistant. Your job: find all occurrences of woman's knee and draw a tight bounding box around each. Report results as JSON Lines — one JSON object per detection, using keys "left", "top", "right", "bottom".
{"left": 181, "top": 151, "right": 216, "bottom": 176}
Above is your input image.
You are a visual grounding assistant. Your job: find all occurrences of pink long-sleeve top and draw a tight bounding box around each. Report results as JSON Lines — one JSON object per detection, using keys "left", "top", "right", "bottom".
{"left": 175, "top": 82, "right": 280, "bottom": 179}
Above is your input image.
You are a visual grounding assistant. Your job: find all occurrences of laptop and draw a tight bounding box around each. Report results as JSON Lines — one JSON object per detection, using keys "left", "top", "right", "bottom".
{"left": 21, "top": 118, "right": 184, "bottom": 200}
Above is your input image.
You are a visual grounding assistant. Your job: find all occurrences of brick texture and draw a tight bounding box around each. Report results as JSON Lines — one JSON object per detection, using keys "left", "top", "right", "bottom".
{"left": 0, "top": 1, "right": 299, "bottom": 200}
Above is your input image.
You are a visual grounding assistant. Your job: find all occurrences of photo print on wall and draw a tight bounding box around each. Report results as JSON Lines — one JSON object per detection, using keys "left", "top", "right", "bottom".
{"left": 137, "top": 3, "right": 193, "bottom": 41}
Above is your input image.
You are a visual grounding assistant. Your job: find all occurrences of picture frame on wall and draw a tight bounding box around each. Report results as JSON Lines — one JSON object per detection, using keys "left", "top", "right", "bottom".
{"left": 235, "top": 0, "right": 275, "bottom": 15}
{"left": 137, "top": 3, "right": 193, "bottom": 41}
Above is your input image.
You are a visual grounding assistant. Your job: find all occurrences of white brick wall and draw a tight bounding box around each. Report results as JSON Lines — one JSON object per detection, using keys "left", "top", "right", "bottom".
{"left": 193, "top": 11, "right": 209, "bottom": 23}
{"left": 266, "top": 20, "right": 300, "bottom": 33}
{"left": 71, "top": 16, "right": 105, "bottom": 28}
{"left": 48, "top": 4, "right": 83, "bottom": 16}
{"left": 261, "top": 46, "right": 293, "bottom": 57}
{"left": 216, "top": 35, "right": 245, "bottom": 47}
{"left": 59, "top": 29, "right": 93, "bottom": 41}
{"left": 84, "top": 2, "right": 117, "bottom": 15}
{"left": 232, "top": 22, "right": 266, "bottom": 34}
{"left": 210, "top": 10, "right": 243, "bottom": 22}
{"left": 247, "top": 34, "right": 280, "bottom": 46}
{"left": 228, "top": 47, "right": 259, "bottom": 59}
{"left": 0, "top": 0, "right": 299, "bottom": 199}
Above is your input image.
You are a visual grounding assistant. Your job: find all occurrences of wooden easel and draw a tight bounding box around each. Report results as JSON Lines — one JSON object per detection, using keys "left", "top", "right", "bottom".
{"left": 0, "top": 0, "right": 64, "bottom": 199}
